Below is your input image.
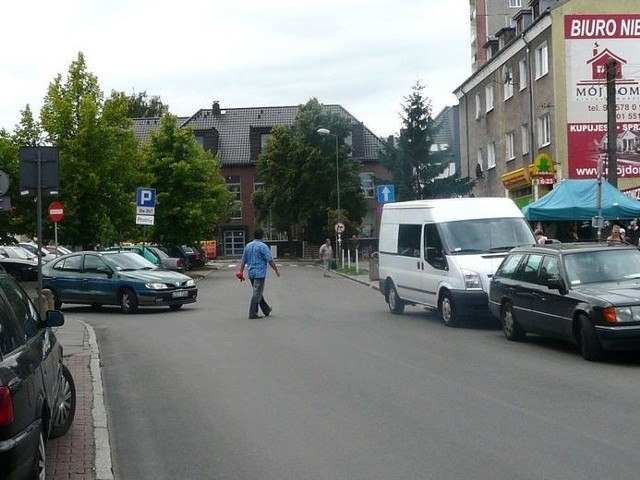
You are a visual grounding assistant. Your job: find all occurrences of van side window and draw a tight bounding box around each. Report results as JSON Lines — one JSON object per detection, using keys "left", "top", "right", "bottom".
{"left": 424, "top": 224, "right": 446, "bottom": 270}
{"left": 397, "top": 224, "right": 421, "bottom": 257}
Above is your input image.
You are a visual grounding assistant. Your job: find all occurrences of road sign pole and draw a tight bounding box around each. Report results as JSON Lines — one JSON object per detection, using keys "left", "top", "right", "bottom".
{"left": 36, "top": 150, "right": 43, "bottom": 305}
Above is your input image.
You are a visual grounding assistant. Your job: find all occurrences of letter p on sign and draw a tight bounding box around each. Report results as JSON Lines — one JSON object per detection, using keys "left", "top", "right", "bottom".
{"left": 136, "top": 187, "right": 156, "bottom": 207}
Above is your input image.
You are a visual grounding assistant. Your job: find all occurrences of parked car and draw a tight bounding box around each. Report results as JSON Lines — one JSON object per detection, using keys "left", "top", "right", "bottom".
{"left": 0, "top": 246, "right": 40, "bottom": 281}
{"left": 42, "top": 250, "right": 198, "bottom": 313}
{"left": 489, "top": 242, "right": 640, "bottom": 361}
{"left": 18, "top": 241, "right": 57, "bottom": 263}
{"left": 45, "top": 245, "right": 73, "bottom": 257}
{"left": 159, "top": 245, "right": 206, "bottom": 270}
{"left": 0, "top": 272, "right": 76, "bottom": 480}
{"left": 107, "top": 245, "right": 185, "bottom": 272}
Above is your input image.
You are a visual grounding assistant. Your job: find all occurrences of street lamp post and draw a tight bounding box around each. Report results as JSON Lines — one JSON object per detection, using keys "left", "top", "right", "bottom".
{"left": 318, "top": 127, "right": 342, "bottom": 264}
{"left": 317, "top": 128, "right": 340, "bottom": 220}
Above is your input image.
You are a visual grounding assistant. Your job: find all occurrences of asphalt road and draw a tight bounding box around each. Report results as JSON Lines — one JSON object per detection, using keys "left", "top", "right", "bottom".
{"left": 63, "top": 263, "right": 640, "bottom": 480}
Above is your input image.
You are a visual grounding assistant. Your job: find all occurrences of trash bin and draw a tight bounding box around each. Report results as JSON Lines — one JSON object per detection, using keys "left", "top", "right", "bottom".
{"left": 369, "top": 252, "right": 379, "bottom": 281}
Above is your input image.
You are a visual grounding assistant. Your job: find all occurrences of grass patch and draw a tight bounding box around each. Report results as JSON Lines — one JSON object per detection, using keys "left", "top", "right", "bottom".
{"left": 336, "top": 266, "right": 368, "bottom": 276}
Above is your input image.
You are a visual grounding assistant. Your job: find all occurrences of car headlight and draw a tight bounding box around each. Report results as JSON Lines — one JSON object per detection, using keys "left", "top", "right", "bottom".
{"left": 613, "top": 306, "right": 640, "bottom": 323}
{"left": 185, "top": 279, "right": 195, "bottom": 287}
{"left": 462, "top": 269, "right": 482, "bottom": 290}
{"left": 145, "top": 283, "right": 169, "bottom": 290}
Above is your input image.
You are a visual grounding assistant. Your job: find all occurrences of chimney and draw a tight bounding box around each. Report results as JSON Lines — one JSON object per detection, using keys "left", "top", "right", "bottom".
{"left": 212, "top": 100, "right": 221, "bottom": 115}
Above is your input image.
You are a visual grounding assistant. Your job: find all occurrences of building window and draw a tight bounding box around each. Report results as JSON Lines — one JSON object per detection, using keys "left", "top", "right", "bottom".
{"left": 519, "top": 58, "right": 528, "bottom": 90}
{"left": 538, "top": 114, "right": 551, "bottom": 147}
{"left": 476, "top": 149, "right": 484, "bottom": 178}
{"left": 506, "top": 132, "right": 515, "bottom": 161}
{"left": 485, "top": 85, "right": 494, "bottom": 112}
{"left": 223, "top": 230, "right": 245, "bottom": 256}
{"left": 475, "top": 93, "right": 481, "bottom": 119}
{"left": 535, "top": 42, "right": 549, "bottom": 79}
{"left": 253, "top": 176, "right": 265, "bottom": 192}
{"left": 509, "top": 0, "right": 522, "bottom": 7}
{"left": 260, "top": 133, "right": 273, "bottom": 151}
{"left": 503, "top": 67, "right": 514, "bottom": 100}
{"left": 226, "top": 176, "right": 242, "bottom": 219}
{"left": 487, "top": 142, "right": 496, "bottom": 169}
{"left": 195, "top": 135, "right": 204, "bottom": 147}
{"left": 359, "top": 172, "right": 375, "bottom": 198}
{"left": 521, "top": 124, "right": 530, "bottom": 154}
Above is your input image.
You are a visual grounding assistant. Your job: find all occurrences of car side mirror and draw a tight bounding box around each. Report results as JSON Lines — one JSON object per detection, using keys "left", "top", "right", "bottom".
{"left": 45, "top": 309, "right": 65, "bottom": 327}
{"left": 547, "top": 276, "right": 567, "bottom": 294}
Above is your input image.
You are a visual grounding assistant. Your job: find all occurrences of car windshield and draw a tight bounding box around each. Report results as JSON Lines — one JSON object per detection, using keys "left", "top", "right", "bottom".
{"left": 564, "top": 249, "right": 640, "bottom": 285}
{"left": 103, "top": 252, "right": 158, "bottom": 270}
{"left": 7, "top": 246, "right": 36, "bottom": 260}
{"left": 149, "top": 247, "right": 169, "bottom": 259}
{"left": 439, "top": 217, "right": 535, "bottom": 254}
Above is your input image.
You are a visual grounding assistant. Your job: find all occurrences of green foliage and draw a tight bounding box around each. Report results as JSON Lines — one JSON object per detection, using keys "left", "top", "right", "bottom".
{"left": 40, "top": 52, "right": 147, "bottom": 248}
{"left": 144, "top": 114, "right": 232, "bottom": 246}
{"left": 254, "top": 98, "right": 366, "bottom": 243}
{"left": 380, "top": 82, "right": 474, "bottom": 200}
{"left": 126, "top": 91, "right": 168, "bottom": 118}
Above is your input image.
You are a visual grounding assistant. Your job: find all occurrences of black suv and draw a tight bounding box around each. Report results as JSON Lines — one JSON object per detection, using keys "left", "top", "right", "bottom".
{"left": 489, "top": 242, "right": 640, "bottom": 361}
{"left": 0, "top": 274, "right": 76, "bottom": 479}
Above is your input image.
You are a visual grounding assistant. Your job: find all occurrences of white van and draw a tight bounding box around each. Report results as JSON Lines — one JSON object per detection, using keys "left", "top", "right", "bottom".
{"left": 378, "top": 198, "right": 535, "bottom": 326}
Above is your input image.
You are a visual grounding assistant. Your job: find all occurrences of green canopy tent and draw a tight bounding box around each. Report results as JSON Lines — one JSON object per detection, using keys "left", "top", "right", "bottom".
{"left": 522, "top": 179, "right": 640, "bottom": 221}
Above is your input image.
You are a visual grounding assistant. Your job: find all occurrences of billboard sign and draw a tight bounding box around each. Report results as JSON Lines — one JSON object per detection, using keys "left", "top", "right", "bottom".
{"left": 565, "top": 14, "right": 640, "bottom": 179}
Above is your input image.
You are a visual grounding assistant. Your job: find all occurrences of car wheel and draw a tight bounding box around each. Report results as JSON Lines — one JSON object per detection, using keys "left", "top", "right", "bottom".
{"left": 169, "top": 304, "right": 183, "bottom": 311}
{"left": 119, "top": 288, "right": 139, "bottom": 314}
{"left": 579, "top": 315, "right": 604, "bottom": 361}
{"left": 387, "top": 282, "right": 405, "bottom": 314}
{"left": 30, "top": 428, "right": 46, "bottom": 480}
{"left": 50, "top": 364, "right": 77, "bottom": 438}
{"left": 501, "top": 302, "right": 526, "bottom": 341}
{"left": 439, "top": 291, "right": 459, "bottom": 327}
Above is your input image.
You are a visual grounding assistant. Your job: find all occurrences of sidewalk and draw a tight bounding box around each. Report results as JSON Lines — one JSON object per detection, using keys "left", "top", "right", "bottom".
{"left": 47, "top": 317, "right": 112, "bottom": 480}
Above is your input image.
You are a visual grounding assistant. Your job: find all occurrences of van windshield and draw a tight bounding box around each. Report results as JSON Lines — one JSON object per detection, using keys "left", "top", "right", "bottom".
{"left": 439, "top": 218, "right": 535, "bottom": 254}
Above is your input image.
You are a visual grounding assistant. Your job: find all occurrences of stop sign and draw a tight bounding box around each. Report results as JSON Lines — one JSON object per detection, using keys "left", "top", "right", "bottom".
{"left": 49, "top": 201, "right": 64, "bottom": 222}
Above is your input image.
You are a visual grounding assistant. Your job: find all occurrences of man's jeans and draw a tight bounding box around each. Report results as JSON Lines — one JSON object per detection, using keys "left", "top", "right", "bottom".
{"left": 249, "top": 277, "right": 269, "bottom": 316}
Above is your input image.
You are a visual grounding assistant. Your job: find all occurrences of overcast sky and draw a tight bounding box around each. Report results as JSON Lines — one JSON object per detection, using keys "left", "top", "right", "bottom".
{"left": 1, "top": 0, "right": 471, "bottom": 139}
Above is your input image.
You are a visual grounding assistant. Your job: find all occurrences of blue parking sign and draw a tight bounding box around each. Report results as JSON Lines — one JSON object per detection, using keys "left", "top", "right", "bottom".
{"left": 376, "top": 184, "right": 395, "bottom": 203}
{"left": 136, "top": 187, "right": 156, "bottom": 207}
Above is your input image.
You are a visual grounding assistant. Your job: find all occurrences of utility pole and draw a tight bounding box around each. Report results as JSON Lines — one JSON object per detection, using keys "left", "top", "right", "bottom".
{"left": 607, "top": 58, "right": 618, "bottom": 188}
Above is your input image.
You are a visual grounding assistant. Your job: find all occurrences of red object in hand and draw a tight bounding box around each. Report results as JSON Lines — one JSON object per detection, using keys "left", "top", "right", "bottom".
{"left": 235, "top": 272, "right": 245, "bottom": 282}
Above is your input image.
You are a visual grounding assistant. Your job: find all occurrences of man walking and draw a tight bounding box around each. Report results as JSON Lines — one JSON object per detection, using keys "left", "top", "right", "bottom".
{"left": 238, "top": 228, "right": 280, "bottom": 319}
{"left": 319, "top": 238, "right": 333, "bottom": 277}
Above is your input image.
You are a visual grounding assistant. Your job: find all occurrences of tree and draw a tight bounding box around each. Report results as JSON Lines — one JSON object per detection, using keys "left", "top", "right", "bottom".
{"left": 126, "top": 91, "right": 168, "bottom": 118}
{"left": 13, "top": 105, "right": 44, "bottom": 147}
{"left": 254, "top": 98, "right": 366, "bottom": 243}
{"left": 40, "top": 52, "right": 147, "bottom": 248}
{"left": 0, "top": 131, "right": 24, "bottom": 243}
{"left": 144, "top": 113, "right": 232, "bottom": 246}
{"left": 380, "top": 82, "right": 474, "bottom": 200}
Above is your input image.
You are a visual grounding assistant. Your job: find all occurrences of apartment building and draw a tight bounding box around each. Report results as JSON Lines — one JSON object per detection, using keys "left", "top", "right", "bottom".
{"left": 456, "top": 0, "right": 640, "bottom": 206}
{"left": 134, "top": 102, "right": 388, "bottom": 256}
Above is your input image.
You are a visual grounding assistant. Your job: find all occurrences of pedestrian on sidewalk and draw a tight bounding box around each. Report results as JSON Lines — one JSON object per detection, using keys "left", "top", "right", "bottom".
{"left": 238, "top": 228, "right": 280, "bottom": 319}
{"left": 319, "top": 238, "right": 333, "bottom": 277}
